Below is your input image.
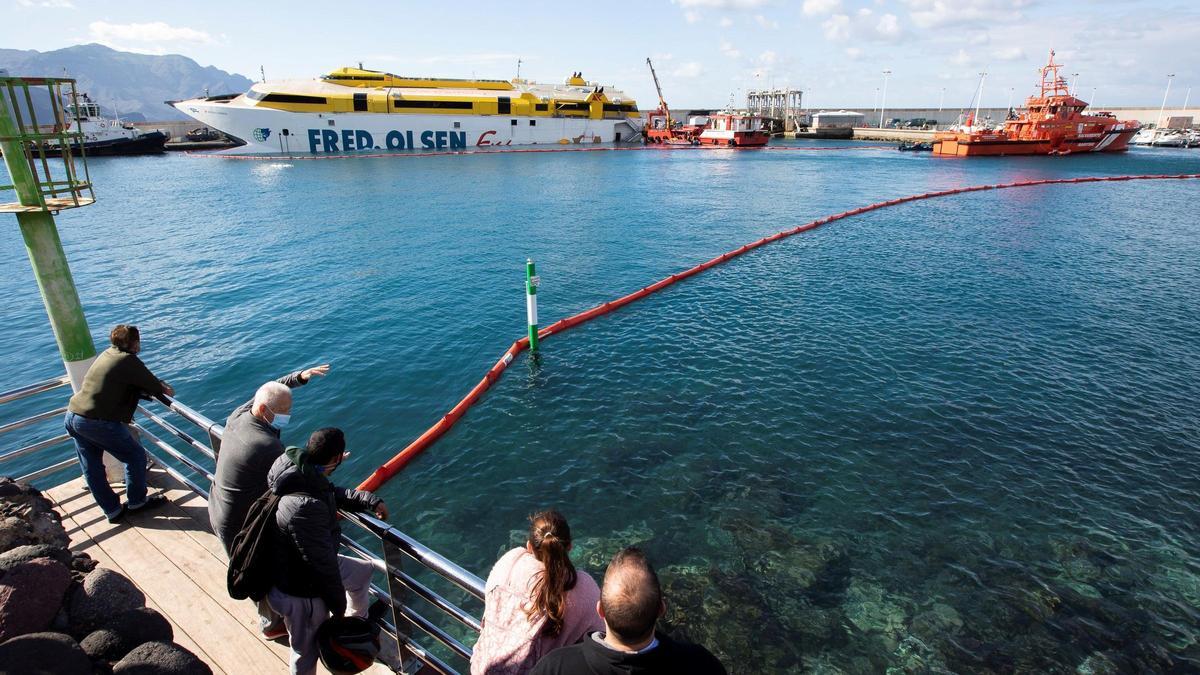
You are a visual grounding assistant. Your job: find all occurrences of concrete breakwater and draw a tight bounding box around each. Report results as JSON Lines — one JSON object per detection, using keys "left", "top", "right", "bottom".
{"left": 0, "top": 477, "right": 210, "bottom": 674}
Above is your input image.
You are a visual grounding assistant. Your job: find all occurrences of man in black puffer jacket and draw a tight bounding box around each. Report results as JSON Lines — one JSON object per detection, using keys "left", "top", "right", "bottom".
{"left": 265, "top": 428, "right": 388, "bottom": 675}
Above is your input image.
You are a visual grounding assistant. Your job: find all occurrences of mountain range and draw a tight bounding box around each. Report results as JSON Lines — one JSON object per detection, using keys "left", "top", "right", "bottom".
{"left": 0, "top": 44, "right": 253, "bottom": 122}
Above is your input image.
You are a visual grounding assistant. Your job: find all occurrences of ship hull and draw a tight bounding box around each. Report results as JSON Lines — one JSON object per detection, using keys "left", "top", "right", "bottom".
{"left": 697, "top": 129, "right": 770, "bottom": 147}
{"left": 173, "top": 100, "right": 639, "bottom": 154}
{"left": 36, "top": 131, "right": 169, "bottom": 157}
{"left": 933, "top": 127, "right": 1139, "bottom": 156}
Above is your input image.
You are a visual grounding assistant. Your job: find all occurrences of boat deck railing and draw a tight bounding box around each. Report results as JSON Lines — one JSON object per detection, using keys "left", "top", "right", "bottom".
{"left": 0, "top": 374, "right": 484, "bottom": 675}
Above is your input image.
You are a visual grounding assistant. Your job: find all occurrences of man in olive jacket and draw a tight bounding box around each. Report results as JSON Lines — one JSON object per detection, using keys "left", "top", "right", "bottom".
{"left": 266, "top": 428, "right": 388, "bottom": 675}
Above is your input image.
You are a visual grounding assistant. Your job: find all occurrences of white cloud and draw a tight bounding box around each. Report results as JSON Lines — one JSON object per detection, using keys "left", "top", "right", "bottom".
{"left": 89, "top": 21, "right": 213, "bottom": 44}
{"left": 415, "top": 53, "right": 522, "bottom": 65}
{"left": 902, "top": 0, "right": 1031, "bottom": 29}
{"left": 822, "top": 14, "right": 851, "bottom": 40}
{"left": 758, "top": 50, "right": 779, "bottom": 66}
{"left": 676, "top": 0, "right": 769, "bottom": 8}
{"left": 876, "top": 13, "right": 902, "bottom": 38}
{"left": 992, "top": 46, "right": 1025, "bottom": 61}
{"left": 16, "top": 0, "right": 75, "bottom": 7}
{"left": 719, "top": 16, "right": 734, "bottom": 27}
{"left": 720, "top": 40, "right": 742, "bottom": 58}
{"left": 821, "top": 8, "right": 903, "bottom": 42}
{"left": 684, "top": 10, "right": 703, "bottom": 23}
{"left": 845, "top": 47, "right": 863, "bottom": 59}
{"left": 802, "top": 0, "right": 842, "bottom": 16}
{"left": 671, "top": 61, "right": 704, "bottom": 78}
{"left": 951, "top": 48, "right": 974, "bottom": 66}
{"left": 755, "top": 14, "right": 779, "bottom": 29}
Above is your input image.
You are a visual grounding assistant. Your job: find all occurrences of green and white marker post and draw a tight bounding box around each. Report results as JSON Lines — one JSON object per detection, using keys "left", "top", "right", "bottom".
{"left": 525, "top": 258, "right": 539, "bottom": 353}
{"left": 0, "top": 82, "right": 97, "bottom": 389}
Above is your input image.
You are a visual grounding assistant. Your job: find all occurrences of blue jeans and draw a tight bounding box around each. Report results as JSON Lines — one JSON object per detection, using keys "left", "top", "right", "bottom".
{"left": 64, "top": 411, "right": 149, "bottom": 518}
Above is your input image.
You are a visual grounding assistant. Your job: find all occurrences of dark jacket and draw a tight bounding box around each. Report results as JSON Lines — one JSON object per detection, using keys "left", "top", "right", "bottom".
{"left": 68, "top": 346, "right": 165, "bottom": 423}
{"left": 530, "top": 632, "right": 726, "bottom": 675}
{"left": 208, "top": 371, "right": 308, "bottom": 553}
{"left": 267, "top": 448, "right": 381, "bottom": 617}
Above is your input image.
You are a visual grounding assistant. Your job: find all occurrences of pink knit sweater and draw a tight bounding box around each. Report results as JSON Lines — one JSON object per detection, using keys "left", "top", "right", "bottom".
{"left": 470, "top": 547, "right": 603, "bottom": 675}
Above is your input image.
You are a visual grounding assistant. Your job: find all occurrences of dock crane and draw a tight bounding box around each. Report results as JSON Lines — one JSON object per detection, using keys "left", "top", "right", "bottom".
{"left": 646, "top": 57, "right": 670, "bottom": 120}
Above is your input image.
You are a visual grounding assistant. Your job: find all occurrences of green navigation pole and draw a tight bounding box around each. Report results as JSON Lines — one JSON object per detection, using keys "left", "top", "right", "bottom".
{"left": 525, "top": 259, "right": 539, "bottom": 353}
{"left": 0, "top": 80, "right": 96, "bottom": 389}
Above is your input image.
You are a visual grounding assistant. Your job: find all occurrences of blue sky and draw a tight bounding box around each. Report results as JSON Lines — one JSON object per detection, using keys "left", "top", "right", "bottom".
{"left": 6, "top": 0, "right": 1198, "bottom": 110}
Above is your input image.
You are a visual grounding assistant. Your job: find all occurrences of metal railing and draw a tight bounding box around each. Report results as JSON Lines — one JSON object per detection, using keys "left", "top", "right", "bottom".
{"left": 0, "top": 376, "right": 485, "bottom": 674}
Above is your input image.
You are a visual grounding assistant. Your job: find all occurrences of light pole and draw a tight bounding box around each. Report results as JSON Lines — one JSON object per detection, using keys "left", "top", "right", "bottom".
{"left": 1071, "top": 73, "right": 1079, "bottom": 95}
{"left": 1090, "top": 87, "right": 1097, "bottom": 110}
{"left": 873, "top": 87, "right": 879, "bottom": 112}
{"left": 1006, "top": 86, "right": 1014, "bottom": 111}
{"left": 1183, "top": 87, "right": 1192, "bottom": 112}
{"left": 878, "top": 69, "right": 891, "bottom": 128}
{"left": 1157, "top": 73, "right": 1175, "bottom": 129}
{"left": 938, "top": 86, "right": 946, "bottom": 113}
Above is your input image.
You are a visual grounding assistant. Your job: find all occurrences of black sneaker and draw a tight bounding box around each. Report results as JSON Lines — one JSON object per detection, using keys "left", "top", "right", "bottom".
{"left": 127, "top": 494, "right": 169, "bottom": 513}
{"left": 106, "top": 506, "right": 127, "bottom": 524}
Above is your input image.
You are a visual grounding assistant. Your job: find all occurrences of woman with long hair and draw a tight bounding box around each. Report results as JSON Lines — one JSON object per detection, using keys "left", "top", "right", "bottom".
{"left": 471, "top": 510, "right": 602, "bottom": 675}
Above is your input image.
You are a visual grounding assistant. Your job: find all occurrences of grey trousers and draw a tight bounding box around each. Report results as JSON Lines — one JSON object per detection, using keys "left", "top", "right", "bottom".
{"left": 267, "top": 555, "right": 375, "bottom": 675}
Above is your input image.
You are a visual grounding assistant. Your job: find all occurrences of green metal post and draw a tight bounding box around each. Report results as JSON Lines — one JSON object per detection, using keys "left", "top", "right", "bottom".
{"left": 0, "top": 89, "right": 96, "bottom": 389}
{"left": 525, "top": 259, "right": 539, "bottom": 353}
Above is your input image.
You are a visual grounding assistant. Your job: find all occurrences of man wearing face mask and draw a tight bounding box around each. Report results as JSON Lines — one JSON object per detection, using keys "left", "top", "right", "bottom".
{"left": 266, "top": 427, "right": 388, "bottom": 675}
{"left": 209, "top": 364, "right": 329, "bottom": 638}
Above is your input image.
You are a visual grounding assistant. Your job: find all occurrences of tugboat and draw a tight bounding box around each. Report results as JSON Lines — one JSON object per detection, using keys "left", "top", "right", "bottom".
{"left": 39, "top": 95, "right": 169, "bottom": 156}
{"left": 933, "top": 50, "right": 1140, "bottom": 157}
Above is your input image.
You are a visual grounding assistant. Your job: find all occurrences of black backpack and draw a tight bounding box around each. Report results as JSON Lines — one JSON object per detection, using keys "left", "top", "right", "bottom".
{"left": 227, "top": 489, "right": 283, "bottom": 601}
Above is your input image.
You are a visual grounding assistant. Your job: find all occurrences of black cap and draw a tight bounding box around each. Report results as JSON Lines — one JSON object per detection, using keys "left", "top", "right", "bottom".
{"left": 306, "top": 427, "right": 346, "bottom": 465}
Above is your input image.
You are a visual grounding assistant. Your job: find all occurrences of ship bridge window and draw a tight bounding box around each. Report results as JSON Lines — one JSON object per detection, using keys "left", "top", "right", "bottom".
{"left": 555, "top": 102, "right": 590, "bottom": 112}
{"left": 249, "top": 92, "right": 328, "bottom": 105}
{"left": 535, "top": 103, "right": 548, "bottom": 112}
{"left": 392, "top": 99, "right": 474, "bottom": 109}
{"left": 603, "top": 103, "right": 637, "bottom": 112}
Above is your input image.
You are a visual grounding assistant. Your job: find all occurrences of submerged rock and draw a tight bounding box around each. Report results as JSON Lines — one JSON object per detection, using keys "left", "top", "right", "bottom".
{"left": 0, "top": 557, "right": 73, "bottom": 642}
{"left": 910, "top": 602, "right": 963, "bottom": 639}
{"left": 0, "top": 631, "right": 92, "bottom": 675}
{"left": 844, "top": 578, "right": 911, "bottom": 650}
{"left": 112, "top": 640, "right": 212, "bottom": 675}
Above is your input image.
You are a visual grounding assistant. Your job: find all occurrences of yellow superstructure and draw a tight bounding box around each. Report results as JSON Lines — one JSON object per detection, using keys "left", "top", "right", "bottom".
{"left": 242, "top": 67, "right": 639, "bottom": 120}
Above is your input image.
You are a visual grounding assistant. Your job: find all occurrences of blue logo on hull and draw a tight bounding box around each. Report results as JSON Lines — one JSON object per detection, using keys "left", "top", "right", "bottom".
{"left": 252, "top": 128, "right": 272, "bottom": 142}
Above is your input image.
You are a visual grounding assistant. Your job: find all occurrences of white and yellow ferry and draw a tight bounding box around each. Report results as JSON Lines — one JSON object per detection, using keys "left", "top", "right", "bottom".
{"left": 172, "top": 67, "right": 643, "bottom": 154}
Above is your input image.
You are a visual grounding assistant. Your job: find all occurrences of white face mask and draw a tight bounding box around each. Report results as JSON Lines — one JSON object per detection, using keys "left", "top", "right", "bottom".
{"left": 265, "top": 404, "right": 291, "bottom": 429}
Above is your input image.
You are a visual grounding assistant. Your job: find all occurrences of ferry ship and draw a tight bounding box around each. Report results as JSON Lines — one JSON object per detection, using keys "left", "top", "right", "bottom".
{"left": 933, "top": 51, "right": 1140, "bottom": 157}
{"left": 172, "top": 68, "right": 642, "bottom": 154}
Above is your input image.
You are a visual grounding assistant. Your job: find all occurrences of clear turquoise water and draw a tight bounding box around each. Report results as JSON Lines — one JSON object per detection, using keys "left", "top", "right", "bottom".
{"left": 3, "top": 143, "right": 1199, "bottom": 672}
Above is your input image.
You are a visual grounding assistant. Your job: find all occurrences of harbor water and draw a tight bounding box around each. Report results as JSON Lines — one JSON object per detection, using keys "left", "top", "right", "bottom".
{"left": 3, "top": 143, "right": 1199, "bottom": 672}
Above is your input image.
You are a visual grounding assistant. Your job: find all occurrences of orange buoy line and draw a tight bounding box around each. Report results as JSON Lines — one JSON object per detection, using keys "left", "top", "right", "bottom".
{"left": 356, "top": 173, "right": 1200, "bottom": 492}
{"left": 189, "top": 143, "right": 893, "bottom": 161}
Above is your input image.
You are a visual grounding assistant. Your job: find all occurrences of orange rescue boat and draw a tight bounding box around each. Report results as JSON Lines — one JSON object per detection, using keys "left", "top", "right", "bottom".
{"left": 933, "top": 50, "right": 1140, "bottom": 157}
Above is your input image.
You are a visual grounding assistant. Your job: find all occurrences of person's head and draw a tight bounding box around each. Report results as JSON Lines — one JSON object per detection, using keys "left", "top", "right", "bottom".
{"left": 251, "top": 381, "right": 293, "bottom": 428}
{"left": 524, "top": 509, "right": 578, "bottom": 637}
{"left": 599, "top": 547, "right": 665, "bottom": 646}
{"left": 110, "top": 324, "right": 140, "bottom": 354}
{"left": 305, "top": 427, "right": 348, "bottom": 475}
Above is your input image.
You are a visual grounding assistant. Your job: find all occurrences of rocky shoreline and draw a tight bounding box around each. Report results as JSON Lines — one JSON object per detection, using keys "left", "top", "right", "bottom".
{"left": 0, "top": 476, "right": 211, "bottom": 674}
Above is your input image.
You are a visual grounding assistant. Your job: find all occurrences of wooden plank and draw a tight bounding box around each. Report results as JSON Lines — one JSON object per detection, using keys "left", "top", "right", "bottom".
{"left": 45, "top": 475, "right": 287, "bottom": 673}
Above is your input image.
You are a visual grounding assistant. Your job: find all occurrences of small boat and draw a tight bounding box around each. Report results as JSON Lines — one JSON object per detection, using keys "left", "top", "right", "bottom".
{"left": 36, "top": 95, "right": 169, "bottom": 156}
{"left": 933, "top": 50, "right": 1140, "bottom": 157}
{"left": 185, "top": 127, "right": 222, "bottom": 142}
{"left": 696, "top": 110, "right": 770, "bottom": 147}
{"left": 898, "top": 141, "right": 933, "bottom": 152}
{"left": 1131, "top": 128, "right": 1188, "bottom": 147}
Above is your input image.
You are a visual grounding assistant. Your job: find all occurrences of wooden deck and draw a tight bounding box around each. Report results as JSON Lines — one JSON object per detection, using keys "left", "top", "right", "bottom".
{"left": 45, "top": 466, "right": 299, "bottom": 674}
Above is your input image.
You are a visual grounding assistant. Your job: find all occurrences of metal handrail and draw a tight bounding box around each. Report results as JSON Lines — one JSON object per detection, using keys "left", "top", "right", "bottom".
{"left": 0, "top": 433, "right": 71, "bottom": 464}
{"left": 0, "top": 406, "right": 67, "bottom": 436}
{"left": 0, "top": 374, "right": 69, "bottom": 405}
